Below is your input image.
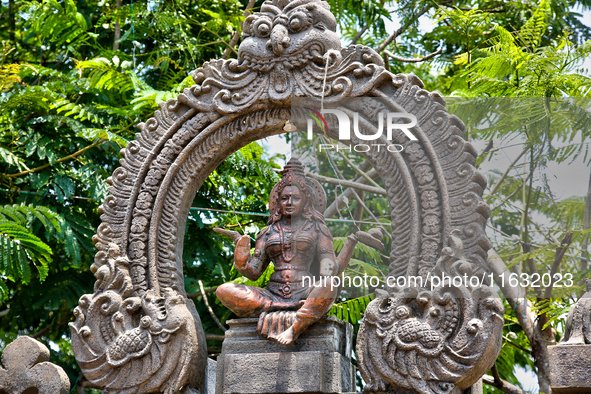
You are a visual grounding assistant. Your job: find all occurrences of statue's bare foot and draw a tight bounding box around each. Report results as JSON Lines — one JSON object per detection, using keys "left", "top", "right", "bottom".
{"left": 276, "top": 326, "right": 299, "bottom": 345}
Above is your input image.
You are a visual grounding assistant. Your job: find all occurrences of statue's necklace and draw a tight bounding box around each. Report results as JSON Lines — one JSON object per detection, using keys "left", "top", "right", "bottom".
{"left": 277, "top": 222, "right": 298, "bottom": 263}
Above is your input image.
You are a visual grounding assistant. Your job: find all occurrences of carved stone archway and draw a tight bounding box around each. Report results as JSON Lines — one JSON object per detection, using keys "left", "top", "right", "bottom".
{"left": 70, "top": 0, "right": 502, "bottom": 393}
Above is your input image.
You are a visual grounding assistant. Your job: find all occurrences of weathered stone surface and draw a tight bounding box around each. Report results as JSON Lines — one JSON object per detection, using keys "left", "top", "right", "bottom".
{"left": 206, "top": 358, "right": 217, "bottom": 394}
{"left": 548, "top": 344, "right": 591, "bottom": 393}
{"left": 0, "top": 336, "right": 70, "bottom": 394}
{"left": 216, "top": 317, "right": 355, "bottom": 394}
{"left": 357, "top": 233, "right": 503, "bottom": 394}
{"left": 561, "top": 280, "right": 591, "bottom": 345}
{"left": 463, "top": 379, "right": 483, "bottom": 394}
{"left": 220, "top": 316, "right": 352, "bottom": 357}
{"left": 70, "top": 246, "right": 207, "bottom": 394}
{"left": 548, "top": 280, "right": 591, "bottom": 393}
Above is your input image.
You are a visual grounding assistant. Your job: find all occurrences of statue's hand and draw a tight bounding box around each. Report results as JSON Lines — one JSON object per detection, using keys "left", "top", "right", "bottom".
{"left": 355, "top": 228, "right": 385, "bottom": 250}
{"left": 213, "top": 228, "right": 251, "bottom": 269}
{"left": 234, "top": 234, "right": 251, "bottom": 270}
{"left": 213, "top": 227, "right": 242, "bottom": 245}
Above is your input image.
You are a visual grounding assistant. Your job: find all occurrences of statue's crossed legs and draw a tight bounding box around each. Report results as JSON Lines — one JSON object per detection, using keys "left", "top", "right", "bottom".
{"left": 216, "top": 280, "right": 337, "bottom": 345}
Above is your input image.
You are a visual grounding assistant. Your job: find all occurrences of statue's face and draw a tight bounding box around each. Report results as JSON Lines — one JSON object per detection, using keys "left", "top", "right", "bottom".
{"left": 279, "top": 186, "right": 304, "bottom": 218}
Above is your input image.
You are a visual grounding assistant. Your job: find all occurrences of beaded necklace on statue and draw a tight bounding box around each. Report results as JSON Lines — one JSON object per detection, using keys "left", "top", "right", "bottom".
{"left": 278, "top": 217, "right": 312, "bottom": 263}
{"left": 277, "top": 221, "right": 294, "bottom": 262}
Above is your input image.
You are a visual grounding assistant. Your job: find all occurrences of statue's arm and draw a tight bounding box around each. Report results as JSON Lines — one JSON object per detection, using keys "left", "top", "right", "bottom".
{"left": 317, "top": 227, "right": 338, "bottom": 276}
{"left": 234, "top": 232, "right": 270, "bottom": 281}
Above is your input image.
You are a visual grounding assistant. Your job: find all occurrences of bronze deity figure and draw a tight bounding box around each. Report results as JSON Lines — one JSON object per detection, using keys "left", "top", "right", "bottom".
{"left": 215, "top": 158, "right": 383, "bottom": 345}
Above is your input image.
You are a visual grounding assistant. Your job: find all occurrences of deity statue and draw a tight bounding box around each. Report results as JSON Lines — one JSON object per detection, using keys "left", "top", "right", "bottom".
{"left": 215, "top": 158, "right": 383, "bottom": 345}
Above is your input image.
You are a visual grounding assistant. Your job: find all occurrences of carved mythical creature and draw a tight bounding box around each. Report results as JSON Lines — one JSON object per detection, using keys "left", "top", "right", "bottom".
{"left": 358, "top": 232, "right": 504, "bottom": 394}
{"left": 215, "top": 158, "right": 384, "bottom": 345}
{"left": 70, "top": 244, "right": 206, "bottom": 394}
{"left": 240, "top": 0, "right": 340, "bottom": 60}
{"left": 183, "top": 0, "right": 390, "bottom": 113}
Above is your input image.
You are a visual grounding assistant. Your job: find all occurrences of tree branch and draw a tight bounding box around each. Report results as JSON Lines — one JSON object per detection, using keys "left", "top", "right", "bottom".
{"left": 544, "top": 231, "right": 573, "bottom": 298}
{"left": 205, "top": 333, "right": 225, "bottom": 341}
{"left": 350, "top": 25, "right": 370, "bottom": 45}
{"left": 334, "top": 149, "right": 381, "bottom": 189}
{"left": 198, "top": 280, "right": 227, "bottom": 332}
{"left": 476, "top": 139, "right": 493, "bottom": 168}
{"left": 488, "top": 249, "right": 535, "bottom": 340}
{"left": 32, "top": 318, "right": 69, "bottom": 339}
{"left": 486, "top": 147, "right": 527, "bottom": 199}
{"left": 305, "top": 172, "right": 386, "bottom": 196}
{"left": 582, "top": 167, "right": 591, "bottom": 271}
{"left": 482, "top": 366, "right": 524, "bottom": 394}
{"left": 187, "top": 286, "right": 218, "bottom": 299}
{"left": 222, "top": 0, "right": 257, "bottom": 59}
{"left": 113, "top": 0, "right": 123, "bottom": 51}
{"left": 491, "top": 183, "right": 523, "bottom": 212}
{"left": 350, "top": 0, "right": 387, "bottom": 45}
{"left": 503, "top": 335, "right": 533, "bottom": 355}
{"left": 319, "top": 143, "right": 388, "bottom": 233}
{"left": 349, "top": 187, "right": 389, "bottom": 234}
{"left": 377, "top": 5, "right": 431, "bottom": 53}
{"left": 6, "top": 121, "right": 137, "bottom": 178}
{"left": 324, "top": 167, "right": 379, "bottom": 218}
{"left": 383, "top": 48, "right": 442, "bottom": 63}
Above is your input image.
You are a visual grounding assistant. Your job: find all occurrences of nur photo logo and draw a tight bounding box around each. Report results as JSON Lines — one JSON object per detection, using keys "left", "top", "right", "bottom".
{"left": 294, "top": 99, "right": 419, "bottom": 153}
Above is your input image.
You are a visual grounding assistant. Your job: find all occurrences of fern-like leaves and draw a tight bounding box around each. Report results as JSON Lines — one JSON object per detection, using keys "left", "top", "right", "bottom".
{"left": 0, "top": 205, "right": 60, "bottom": 302}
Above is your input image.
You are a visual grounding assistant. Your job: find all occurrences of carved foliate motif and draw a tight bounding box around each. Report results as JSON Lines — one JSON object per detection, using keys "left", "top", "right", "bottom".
{"left": 70, "top": 0, "right": 499, "bottom": 391}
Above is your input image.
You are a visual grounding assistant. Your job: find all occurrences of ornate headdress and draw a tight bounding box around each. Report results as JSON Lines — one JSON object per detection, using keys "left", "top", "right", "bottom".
{"left": 268, "top": 158, "right": 326, "bottom": 224}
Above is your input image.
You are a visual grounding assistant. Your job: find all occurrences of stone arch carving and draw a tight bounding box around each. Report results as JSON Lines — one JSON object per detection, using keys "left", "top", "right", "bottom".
{"left": 70, "top": 0, "right": 501, "bottom": 392}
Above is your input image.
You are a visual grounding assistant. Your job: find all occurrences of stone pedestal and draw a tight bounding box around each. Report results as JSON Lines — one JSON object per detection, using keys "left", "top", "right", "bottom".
{"left": 215, "top": 316, "right": 356, "bottom": 394}
{"left": 549, "top": 344, "right": 591, "bottom": 393}
{"left": 463, "top": 379, "right": 482, "bottom": 394}
{"left": 206, "top": 358, "right": 217, "bottom": 394}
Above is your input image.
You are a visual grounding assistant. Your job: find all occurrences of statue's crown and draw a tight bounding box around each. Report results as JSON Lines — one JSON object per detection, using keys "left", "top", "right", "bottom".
{"left": 281, "top": 158, "right": 306, "bottom": 178}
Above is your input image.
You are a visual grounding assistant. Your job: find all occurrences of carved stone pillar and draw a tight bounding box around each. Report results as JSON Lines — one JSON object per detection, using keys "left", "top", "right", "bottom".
{"left": 548, "top": 280, "right": 591, "bottom": 393}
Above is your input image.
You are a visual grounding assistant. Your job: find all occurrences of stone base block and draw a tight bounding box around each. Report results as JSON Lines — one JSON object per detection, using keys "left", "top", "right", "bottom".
{"left": 549, "top": 344, "right": 591, "bottom": 393}
{"left": 216, "top": 316, "right": 355, "bottom": 394}
{"left": 463, "top": 378, "right": 482, "bottom": 394}
{"left": 206, "top": 358, "right": 217, "bottom": 394}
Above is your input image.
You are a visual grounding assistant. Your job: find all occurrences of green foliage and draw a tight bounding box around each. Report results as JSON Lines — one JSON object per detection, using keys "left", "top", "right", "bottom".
{"left": 328, "top": 294, "right": 375, "bottom": 325}
{"left": 0, "top": 205, "right": 60, "bottom": 300}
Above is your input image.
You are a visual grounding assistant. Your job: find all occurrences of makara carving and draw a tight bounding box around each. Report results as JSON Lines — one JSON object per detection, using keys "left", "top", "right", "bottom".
{"left": 69, "top": 0, "right": 501, "bottom": 391}
{"left": 214, "top": 158, "right": 383, "bottom": 345}
{"left": 0, "top": 336, "right": 70, "bottom": 394}
{"left": 357, "top": 231, "right": 503, "bottom": 394}
{"left": 70, "top": 244, "right": 204, "bottom": 393}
